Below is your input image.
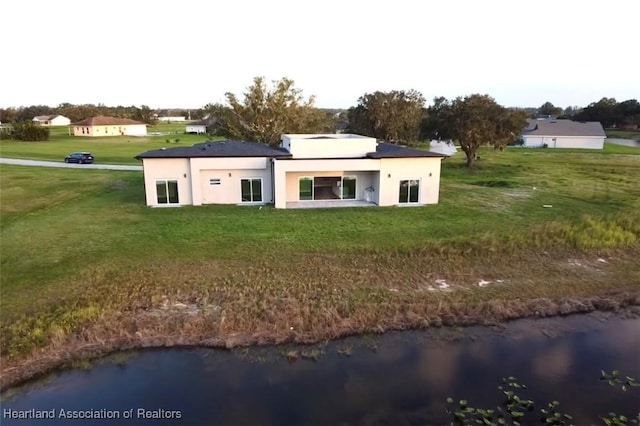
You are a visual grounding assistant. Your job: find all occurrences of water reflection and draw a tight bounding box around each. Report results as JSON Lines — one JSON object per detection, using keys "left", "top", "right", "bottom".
{"left": 2, "top": 315, "right": 639, "bottom": 425}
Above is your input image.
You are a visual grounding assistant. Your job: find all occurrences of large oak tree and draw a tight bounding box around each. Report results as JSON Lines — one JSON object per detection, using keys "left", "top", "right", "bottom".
{"left": 347, "top": 90, "right": 425, "bottom": 144}
{"left": 218, "top": 77, "right": 329, "bottom": 146}
{"left": 425, "top": 94, "right": 527, "bottom": 167}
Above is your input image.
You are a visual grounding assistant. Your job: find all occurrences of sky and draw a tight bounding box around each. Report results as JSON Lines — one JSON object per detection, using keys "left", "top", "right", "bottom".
{"left": 2, "top": 0, "right": 639, "bottom": 110}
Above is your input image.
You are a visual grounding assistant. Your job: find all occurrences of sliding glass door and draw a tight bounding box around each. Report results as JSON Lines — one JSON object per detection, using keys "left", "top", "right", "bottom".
{"left": 341, "top": 176, "right": 356, "bottom": 199}
{"left": 399, "top": 179, "right": 419, "bottom": 204}
{"left": 299, "top": 177, "right": 313, "bottom": 200}
{"left": 156, "top": 180, "right": 179, "bottom": 205}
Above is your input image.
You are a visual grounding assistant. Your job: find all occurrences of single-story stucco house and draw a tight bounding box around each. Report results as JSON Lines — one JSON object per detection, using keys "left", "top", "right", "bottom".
{"left": 32, "top": 115, "right": 71, "bottom": 126}
{"left": 72, "top": 116, "right": 147, "bottom": 137}
{"left": 521, "top": 119, "right": 606, "bottom": 149}
{"left": 135, "top": 133, "right": 445, "bottom": 209}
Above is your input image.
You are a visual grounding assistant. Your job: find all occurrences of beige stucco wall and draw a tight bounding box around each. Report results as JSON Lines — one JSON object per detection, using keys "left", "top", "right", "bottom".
{"left": 190, "top": 157, "right": 271, "bottom": 206}
{"left": 141, "top": 158, "right": 192, "bottom": 206}
{"left": 377, "top": 157, "right": 442, "bottom": 206}
{"left": 141, "top": 155, "right": 442, "bottom": 208}
{"left": 73, "top": 124, "right": 147, "bottom": 137}
{"left": 142, "top": 157, "right": 272, "bottom": 207}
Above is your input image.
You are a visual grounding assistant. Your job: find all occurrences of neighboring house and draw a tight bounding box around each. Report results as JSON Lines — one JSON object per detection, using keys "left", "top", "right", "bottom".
{"left": 32, "top": 115, "right": 71, "bottom": 126}
{"left": 72, "top": 116, "right": 147, "bottom": 137}
{"left": 157, "top": 116, "right": 186, "bottom": 122}
{"left": 136, "top": 133, "right": 445, "bottom": 209}
{"left": 185, "top": 118, "right": 218, "bottom": 134}
{"left": 429, "top": 140, "right": 458, "bottom": 156}
{"left": 521, "top": 119, "right": 605, "bottom": 149}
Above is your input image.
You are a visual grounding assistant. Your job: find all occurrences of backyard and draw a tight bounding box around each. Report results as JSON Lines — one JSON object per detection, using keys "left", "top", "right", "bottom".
{"left": 1, "top": 143, "right": 639, "bottom": 389}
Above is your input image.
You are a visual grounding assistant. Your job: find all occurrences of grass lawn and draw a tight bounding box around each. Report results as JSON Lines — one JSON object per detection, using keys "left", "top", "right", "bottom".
{"left": 0, "top": 123, "right": 217, "bottom": 164}
{"left": 1, "top": 145, "right": 640, "bottom": 388}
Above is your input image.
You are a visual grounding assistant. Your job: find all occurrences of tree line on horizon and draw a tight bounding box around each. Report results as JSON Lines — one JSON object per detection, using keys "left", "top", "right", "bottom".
{"left": 1, "top": 77, "right": 638, "bottom": 167}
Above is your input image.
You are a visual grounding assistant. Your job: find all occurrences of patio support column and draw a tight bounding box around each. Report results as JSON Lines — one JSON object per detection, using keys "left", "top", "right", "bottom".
{"left": 273, "top": 160, "right": 287, "bottom": 209}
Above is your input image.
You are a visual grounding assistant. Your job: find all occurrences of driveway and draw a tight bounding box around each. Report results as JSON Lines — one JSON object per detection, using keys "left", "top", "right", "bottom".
{"left": 0, "top": 158, "right": 142, "bottom": 171}
{"left": 607, "top": 138, "right": 640, "bottom": 148}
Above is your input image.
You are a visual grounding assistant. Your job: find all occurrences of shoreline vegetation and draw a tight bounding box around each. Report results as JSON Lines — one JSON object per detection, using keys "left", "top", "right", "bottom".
{"left": 1, "top": 138, "right": 640, "bottom": 392}
{"left": 2, "top": 290, "right": 639, "bottom": 392}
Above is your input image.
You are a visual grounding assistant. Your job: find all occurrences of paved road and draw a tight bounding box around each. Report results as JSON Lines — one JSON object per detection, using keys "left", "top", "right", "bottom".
{"left": 607, "top": 138, "right": 640, "bottom": 148}
{"left": 0, "top": 158, "right": 142, "bottom": 171}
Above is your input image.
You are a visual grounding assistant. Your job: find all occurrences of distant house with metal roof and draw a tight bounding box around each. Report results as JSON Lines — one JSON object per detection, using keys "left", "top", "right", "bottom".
{"left": 521, "top": 119, "right": 606, "bottom": 149}
{"left": 72, "top": 116, "right": 147, "bottom": 137}
{"left": 32, "top": 115, "right": 71, "bottom": 126}
{"left": 135, "top": 134, "right": 445, "bottom": 209}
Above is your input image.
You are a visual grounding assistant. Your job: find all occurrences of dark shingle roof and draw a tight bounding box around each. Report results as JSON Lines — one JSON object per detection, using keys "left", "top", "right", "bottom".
{"left": 366, "top": 142, "right": 445, "bottom": 158}
{"left": 135, "top": 140, "right": 292, "bottom": 159}
{"left": 523, "top": 119, "right": 605, "bottom": 137}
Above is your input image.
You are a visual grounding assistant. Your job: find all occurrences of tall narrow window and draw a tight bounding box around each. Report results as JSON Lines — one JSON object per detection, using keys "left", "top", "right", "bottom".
{"left": 399, "top": 180, "right": 419, "bottom": 204}
{"left": 156, "top": 180, "right": 179, "bottom": 205}
{"left": 342, "top": 176, "right": 356, "bottom": 199}
{"left": 299, "top": 177, "right": 313, "bottom": 200}
{"left": 241, "top": 178, "right": 262, "bottom": 202}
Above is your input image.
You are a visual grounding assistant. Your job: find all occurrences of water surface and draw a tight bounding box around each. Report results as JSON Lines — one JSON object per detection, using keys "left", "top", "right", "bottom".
{"left": 2, "top": 314, "right": 639, "bottom": 425}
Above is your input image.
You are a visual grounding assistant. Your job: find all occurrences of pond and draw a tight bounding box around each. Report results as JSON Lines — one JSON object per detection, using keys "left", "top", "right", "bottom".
{"left": 2, "top": 313, "right": 639, "bottom": 425}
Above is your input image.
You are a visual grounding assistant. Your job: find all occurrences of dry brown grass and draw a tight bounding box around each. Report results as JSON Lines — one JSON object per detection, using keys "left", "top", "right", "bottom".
{"left": 2, "top": 245, "right": 638, "bottom": 391}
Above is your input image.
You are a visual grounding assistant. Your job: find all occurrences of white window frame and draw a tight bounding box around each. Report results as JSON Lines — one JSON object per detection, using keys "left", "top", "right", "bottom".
{"left": 155, "top": 179, "right": 180, "bottom": 206}
{"left": 240, "top": 177, "right": 263, "bottom": 203}
{"left": 398, "top": 178, "right": 421, "bottom": 205}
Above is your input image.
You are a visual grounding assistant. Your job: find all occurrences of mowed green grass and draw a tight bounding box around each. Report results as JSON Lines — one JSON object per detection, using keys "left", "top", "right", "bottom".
{"left": 0, "top": 123, "right": 216, "bottom": 164}
{"left": 1, "top": 146, "right": 640, "bottom": 360}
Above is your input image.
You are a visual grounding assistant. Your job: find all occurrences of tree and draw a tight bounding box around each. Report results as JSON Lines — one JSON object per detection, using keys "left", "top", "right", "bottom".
{"left": 0, "top": 107, "right": 18, "bottom": 123}
{"left": 56, "top": 103, "right": 102, "bottom": 122}
{"left": 133, "top": 105, "right": 157, "bottom": 125}
{"left": 537, "top": 101, "right": 563, "bottom": 117}
{"left": 494, "top": 108, "right": 528, "bottom": 150}
{"left": 615, "top": 99, "right": 640, "bottom": 127}
{"left": 574, "top": 98, "right": 619, "bottom": 127}
{"left": 424, "top": 94, "right": 527, "bottom": 167}
{"left": 421, "top": 96, "right": 454, "bottom": 141}
{"left": 347, "top": 90, "right": 425, "bottom": 143}
{"left": 16, "top": 105, "right": 55, "bottom": 122}
{"left": 6, "top": 121, "right": 50, "bottom": 141}
{"left": 218, "top": 77, "right": 327, "bottom": 146}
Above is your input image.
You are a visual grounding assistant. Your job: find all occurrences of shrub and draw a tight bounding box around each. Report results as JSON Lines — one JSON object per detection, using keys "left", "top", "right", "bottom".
{"left": 4, "top": 121, "right": 50, "bottom": 141}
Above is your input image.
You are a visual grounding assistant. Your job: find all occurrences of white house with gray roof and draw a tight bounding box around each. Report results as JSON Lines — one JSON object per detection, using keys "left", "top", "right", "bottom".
{"left": 136, "top": 134, "right": 445, "bottom": 208}
{"left": 32, "top": 115, "right": 71, "bottom": 126}
{"left": 521, "top": 119, "right": 606, "bottom": 149}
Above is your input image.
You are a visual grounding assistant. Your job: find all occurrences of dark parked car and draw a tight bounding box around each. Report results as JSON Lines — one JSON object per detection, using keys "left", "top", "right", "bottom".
{"left": 64, "top": 152, "right": 94, "bottom": 164}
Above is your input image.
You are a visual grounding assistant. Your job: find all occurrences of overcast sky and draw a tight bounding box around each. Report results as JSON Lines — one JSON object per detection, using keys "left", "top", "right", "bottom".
{"left": 2, "top": 0, "right": 639, "bottom": 109}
